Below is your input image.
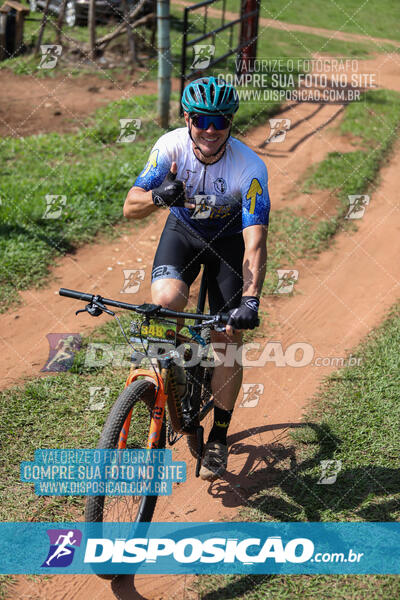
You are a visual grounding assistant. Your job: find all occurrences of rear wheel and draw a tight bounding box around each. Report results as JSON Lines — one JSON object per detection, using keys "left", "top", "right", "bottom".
{"left": 85, "top": 379, "right": 166, "bottom": 579}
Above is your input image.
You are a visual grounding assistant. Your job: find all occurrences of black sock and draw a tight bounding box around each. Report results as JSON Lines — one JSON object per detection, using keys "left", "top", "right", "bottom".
{"left": 208, "top": 406, "right": 233, "bottom": 445}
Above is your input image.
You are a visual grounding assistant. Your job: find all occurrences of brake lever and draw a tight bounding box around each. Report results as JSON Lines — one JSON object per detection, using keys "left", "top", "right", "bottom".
{"left": 75, "top": 295, "right": 115, "bottom": 317}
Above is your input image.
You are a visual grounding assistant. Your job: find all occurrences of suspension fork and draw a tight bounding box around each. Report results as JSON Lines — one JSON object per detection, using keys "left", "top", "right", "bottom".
{"left": 117, "top": 368, "right": 169, "bottom": 450}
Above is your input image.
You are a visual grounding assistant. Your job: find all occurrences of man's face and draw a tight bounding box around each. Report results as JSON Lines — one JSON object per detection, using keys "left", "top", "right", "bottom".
{"left": 185, "top": 112, "right": 232, "bottom": 157}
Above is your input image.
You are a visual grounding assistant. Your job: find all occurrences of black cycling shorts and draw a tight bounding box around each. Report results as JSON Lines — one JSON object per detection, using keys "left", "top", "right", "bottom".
{"left": 152, "top": 213, "right": 244, "bottom": 313}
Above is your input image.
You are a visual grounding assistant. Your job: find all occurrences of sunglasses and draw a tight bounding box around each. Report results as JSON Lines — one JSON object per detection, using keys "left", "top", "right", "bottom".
{"left": 191, "top": 114, "right": 232, "bottom": 130}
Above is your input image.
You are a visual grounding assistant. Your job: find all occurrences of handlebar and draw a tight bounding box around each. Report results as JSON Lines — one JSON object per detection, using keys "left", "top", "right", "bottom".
{"left": 59, "top": 288, "right": 230, "bottom": 324}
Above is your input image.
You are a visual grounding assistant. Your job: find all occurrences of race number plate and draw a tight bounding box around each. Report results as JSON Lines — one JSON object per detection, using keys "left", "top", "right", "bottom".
{"left": 130, "top": 318, "right": 177, "bottom": 347}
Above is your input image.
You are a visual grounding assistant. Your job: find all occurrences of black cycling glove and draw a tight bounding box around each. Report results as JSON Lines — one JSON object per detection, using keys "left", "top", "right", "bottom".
{"left": 152, "top": 169, "right": 186, "bottom": 208}
{"left": 227, "top": 296, "right": 260, "bottom": 330}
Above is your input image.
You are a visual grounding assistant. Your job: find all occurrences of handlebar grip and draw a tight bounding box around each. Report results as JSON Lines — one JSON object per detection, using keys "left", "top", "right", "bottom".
{"left": 218, "top": 313, "right": 260, "bottom": 328}
{"left": 219, "top": 312, "right": 231, "bottom": 324}
{"left": 59, "top": 288, "right": 94, "bottom": 302}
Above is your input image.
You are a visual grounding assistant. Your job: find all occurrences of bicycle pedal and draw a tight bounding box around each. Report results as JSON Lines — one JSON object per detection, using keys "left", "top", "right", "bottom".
{"left": 195, "top": 425, "right": 204, "bottom": 478}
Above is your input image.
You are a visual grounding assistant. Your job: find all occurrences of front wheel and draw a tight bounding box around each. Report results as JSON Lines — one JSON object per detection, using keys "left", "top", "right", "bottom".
{"left": 84, "top": 379, "right": 166, "bottom": 579}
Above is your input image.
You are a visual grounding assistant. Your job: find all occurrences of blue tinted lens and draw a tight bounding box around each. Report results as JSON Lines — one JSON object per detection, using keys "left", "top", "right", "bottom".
{"left": 192, "top": 114, "right": 231, "bottom": 130}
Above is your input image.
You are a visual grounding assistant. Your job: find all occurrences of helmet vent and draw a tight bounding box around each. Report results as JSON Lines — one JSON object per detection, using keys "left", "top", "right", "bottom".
{"left": 210, "top": 82, "right": 216, "bottom": 103}
{"left": 198, "top": 84, "right": 207, "bottom": 103}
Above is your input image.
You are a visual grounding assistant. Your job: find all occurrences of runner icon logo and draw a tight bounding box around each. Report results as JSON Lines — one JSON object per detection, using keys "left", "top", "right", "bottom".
{"left": 42, "top": 529, "right": 82, "bottom": 568}
{"left": 88, "top": 386, "right": 110, "bottom": 411}
{"left": 275, "top": 270, "right": 299, "bottom": 294}
{"left": 41, "top": 333, "right": 82, "bottom": 372}
{"left": 240, "top": 383, "right": 264, "bottom": 407}
{"left": 38, "top": 45, "right": 62, "bottom": 69}
{"left": 268, "top": 119, "right": 291, "bottom": 143}
{"left": 191, "top": 45, "right": 215, "bottom": 69}
{"left": 43, "top": 194, "right": 67, "bottom": 219}
{"left": 345, "top": 195, "right": 370, "bottom": 219}
{"left": 117, "top": 119, "right": 142, "bottom": 143}
{"left": 317, "top": 460, "right": 342, "bottom": 485}
{"left": 121, "top": 269, "right": 146, "bottom": 293}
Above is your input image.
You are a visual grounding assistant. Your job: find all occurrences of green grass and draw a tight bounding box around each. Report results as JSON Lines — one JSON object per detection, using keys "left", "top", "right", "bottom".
{"left": 193, "top": 573, "right": 400, "bottom": 599}
{"left": 222, "top": 0, "right": 400, "bottom": 43}
{"left": 303, "top": 89, "right": 400, "bottom": 208}
{"left": 194, "top": 301, "right": 400, "bottom": 598}
{"left": 0, "top": 311, "right": 153, "bottom": 524}
{"left": 0, "top": 93, "right": 169, "bottom": 312}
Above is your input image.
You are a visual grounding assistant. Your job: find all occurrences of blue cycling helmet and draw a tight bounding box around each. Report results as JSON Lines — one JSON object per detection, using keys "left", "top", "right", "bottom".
{"left": 181, "top": 76, "right": 239, "bottom": 115}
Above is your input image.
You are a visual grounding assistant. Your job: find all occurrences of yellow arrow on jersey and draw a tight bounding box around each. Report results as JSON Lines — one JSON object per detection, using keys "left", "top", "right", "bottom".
{"left": 141, "top": 149, "right": 159, "bottom": 177}
{"left": 246, "top": 178, "right": 263, "bottom": 214}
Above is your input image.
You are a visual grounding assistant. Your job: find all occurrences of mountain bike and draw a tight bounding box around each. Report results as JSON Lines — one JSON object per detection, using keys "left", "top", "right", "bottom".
{"left": 59, "top": 268, "right": 229, "bottom": 576}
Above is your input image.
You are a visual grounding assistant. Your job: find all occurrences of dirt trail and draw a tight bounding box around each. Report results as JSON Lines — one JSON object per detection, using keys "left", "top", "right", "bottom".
{"left": 0, "top": 99, "right": 352, "bottom": 390}
{"left": 0, "top": 73, "right": 181, "bottom": 137}
{"left": 171, "top": 0, "right": 400, "bottom": 49}
{"left": 4, "top": 55, "right": 400, "bottom": 599}
{"left": 9, "top": 119, "right": 400, "bottom": 600}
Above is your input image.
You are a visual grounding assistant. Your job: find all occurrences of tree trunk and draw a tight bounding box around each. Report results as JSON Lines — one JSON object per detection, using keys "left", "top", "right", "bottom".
{"left": 88, "top": 0, "right": 96, "bottom": 60}
{"left": 56, "top": 0, "right": 68, "bottom": 45}
{"left": 121, "top": 0, "right": 137, "bottom": 64}
{"left": 34, "top": 0, "right": 52, "bottom": 55}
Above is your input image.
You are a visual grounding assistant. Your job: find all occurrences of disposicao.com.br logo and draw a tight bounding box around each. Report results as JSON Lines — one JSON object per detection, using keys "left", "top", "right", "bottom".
{"left": 84, "top": 535, "right": 364, "bottom": 569}
{"left": 84, "top": 535, "right": 314, "bottom": 565}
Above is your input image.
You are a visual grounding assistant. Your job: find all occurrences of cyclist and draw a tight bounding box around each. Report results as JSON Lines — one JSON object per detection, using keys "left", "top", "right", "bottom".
{"left": 124, "top": 76, "right": 270, "bottom": 481}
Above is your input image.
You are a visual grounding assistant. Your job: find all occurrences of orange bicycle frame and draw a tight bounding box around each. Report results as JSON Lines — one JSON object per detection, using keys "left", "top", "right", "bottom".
{"left": 117, "top": 368, "right": 168, "bottom": 450}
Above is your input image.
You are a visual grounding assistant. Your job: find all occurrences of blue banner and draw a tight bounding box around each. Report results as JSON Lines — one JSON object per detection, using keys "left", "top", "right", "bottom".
{"left": 0, "top": 522, "right": 399, "bottom": 574}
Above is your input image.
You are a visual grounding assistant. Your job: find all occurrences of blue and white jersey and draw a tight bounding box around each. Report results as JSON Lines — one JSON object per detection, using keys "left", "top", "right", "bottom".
{"left": 132, "top": 127, "right": 270, "bottom": 240}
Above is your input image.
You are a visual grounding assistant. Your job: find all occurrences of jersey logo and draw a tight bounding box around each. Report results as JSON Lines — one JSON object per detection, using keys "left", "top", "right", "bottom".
{"left": 184, "top": 169, "right": 196, "bottom": 194}
{"left": 183, "top": 169, "right": 196, "bottom": 182}
{"left": 246, "top": 178, "right": 263, "bottom": 214}
{"left": 214, "top": 177, "right": 227, "bottom": 194}
{"left": 141, "top": 149, "right": 159, "bottom": 177}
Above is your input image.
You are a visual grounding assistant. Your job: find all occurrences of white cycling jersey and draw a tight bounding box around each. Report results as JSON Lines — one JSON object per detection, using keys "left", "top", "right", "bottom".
{"left": 132, "top": 127, "right": 270, "bottom": 241}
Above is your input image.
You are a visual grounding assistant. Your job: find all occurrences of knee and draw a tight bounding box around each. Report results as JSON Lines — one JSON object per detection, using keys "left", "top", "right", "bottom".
{"left": 151, "top": 281, "right": 188, "bottom": 311}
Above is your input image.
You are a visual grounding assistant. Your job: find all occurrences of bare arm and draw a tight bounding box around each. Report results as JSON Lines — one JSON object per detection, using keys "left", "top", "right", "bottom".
{"left": 123, "top": 186, "right": 159, "bottom": 220}
{"left": 242, "top": 224, "right": 268, "bottom": 297}
{"left": 123, "top": 162, "right": 194, "bottom": 219}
